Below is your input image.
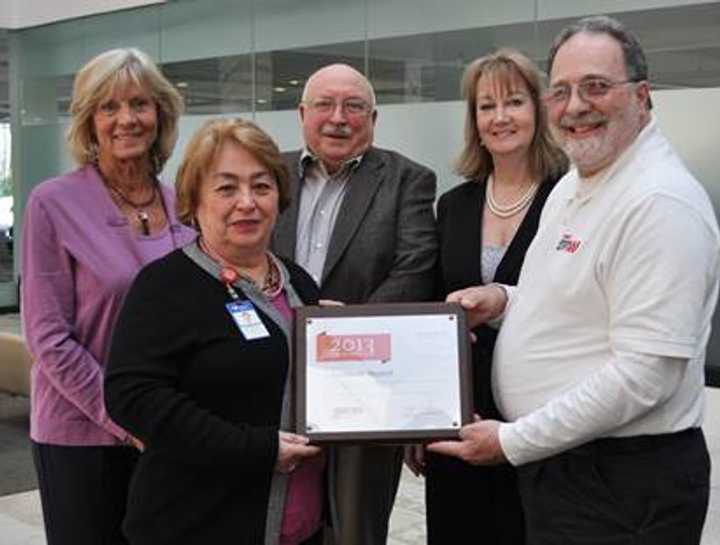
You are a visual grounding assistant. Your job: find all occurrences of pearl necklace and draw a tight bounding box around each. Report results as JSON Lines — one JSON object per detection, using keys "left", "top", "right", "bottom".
{"left": 485, "top": 174, "right": 539, "bottom": 218}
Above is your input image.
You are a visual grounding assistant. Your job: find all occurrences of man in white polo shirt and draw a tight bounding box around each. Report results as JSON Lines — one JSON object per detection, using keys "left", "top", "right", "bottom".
{"left": 429, "top": 15, "right": 719, "bottom": 545}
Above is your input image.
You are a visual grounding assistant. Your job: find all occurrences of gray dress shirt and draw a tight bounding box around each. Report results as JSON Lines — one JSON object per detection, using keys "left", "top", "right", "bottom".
{"left": 294, "top": 150, "right": 361, "bottom": 284}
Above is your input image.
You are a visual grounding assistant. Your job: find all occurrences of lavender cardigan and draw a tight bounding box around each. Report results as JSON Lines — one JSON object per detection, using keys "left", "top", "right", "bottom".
{"left": 21, "top": 164, "right": 196, "bottom": 446}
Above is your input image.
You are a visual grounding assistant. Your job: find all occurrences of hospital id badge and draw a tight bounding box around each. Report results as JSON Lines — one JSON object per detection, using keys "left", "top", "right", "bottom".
{"left": 226, "top": 300, "right": 270, "bottom": 340}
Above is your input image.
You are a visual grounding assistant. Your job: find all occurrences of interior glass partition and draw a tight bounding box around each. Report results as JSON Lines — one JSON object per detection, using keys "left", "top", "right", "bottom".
{"left": 5, "top": 1, "right": 720, "bottom": 356}
{"left": 0, "top": 30, "right": 14, "bottom": 308}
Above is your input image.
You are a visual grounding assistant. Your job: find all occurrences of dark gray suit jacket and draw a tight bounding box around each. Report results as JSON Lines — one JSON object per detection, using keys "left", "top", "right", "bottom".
{"left": 273, "top": 146, "right": 438, "bottom": 304}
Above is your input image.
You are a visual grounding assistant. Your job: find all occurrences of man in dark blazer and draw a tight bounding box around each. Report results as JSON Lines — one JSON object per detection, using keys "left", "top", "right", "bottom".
{"left": 273, "top": 63, "right": 437, "bottom": 545}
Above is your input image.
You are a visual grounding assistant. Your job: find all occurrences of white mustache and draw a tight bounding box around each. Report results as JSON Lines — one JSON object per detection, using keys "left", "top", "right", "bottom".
{"left": 559, "top": 112, "right": 607, "bottom": 129}
{"left": 321, "top": 125, "right": 352, "bottom": 138}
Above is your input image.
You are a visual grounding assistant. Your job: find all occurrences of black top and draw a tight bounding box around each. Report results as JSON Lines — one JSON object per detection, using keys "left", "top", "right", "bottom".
{"left": 436, "top": 176, "right": 558, "bottom": 418}
{"left": 105, "top": 248, "right": 319, "bottom": 545}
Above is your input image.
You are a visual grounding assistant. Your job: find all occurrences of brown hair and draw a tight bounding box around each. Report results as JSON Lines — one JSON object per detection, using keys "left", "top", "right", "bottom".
{"left": 455, "top": 48, "right": 567, "bottom": 182}
{"left": 175, "top": 118, "right": 290, "bottom": 227}
{"left": 67, "top": 48, "right": 183, "bottom": 172}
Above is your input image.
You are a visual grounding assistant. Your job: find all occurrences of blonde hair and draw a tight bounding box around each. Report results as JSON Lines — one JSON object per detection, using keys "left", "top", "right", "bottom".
{"left": 175, "top": 118, "right": 290, "bottom": 227}
{"left": 455, "top": 48, "right": 567, "bottom": 182}
{"left": 66, "top": 48, "right": 183, "bottom": 172}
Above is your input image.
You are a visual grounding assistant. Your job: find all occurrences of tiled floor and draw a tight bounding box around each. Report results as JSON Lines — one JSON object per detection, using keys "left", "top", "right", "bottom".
{"left": 1, "top": 312, "right": 719, "bottom": 545}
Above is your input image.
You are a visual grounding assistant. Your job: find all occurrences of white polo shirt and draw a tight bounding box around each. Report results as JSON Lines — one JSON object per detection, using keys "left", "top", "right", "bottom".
{"left": 494, "top": 118, "right": 720, "bottom": 466}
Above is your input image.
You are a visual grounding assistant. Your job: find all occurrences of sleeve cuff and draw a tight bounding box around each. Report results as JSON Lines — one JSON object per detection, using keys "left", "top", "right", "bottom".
{"left": 498, "top": 422, "right": 521, "bottom": 466}
{"left": 498, "top": 421, "right": 539, "bottom": 467}
{"left": 487, "top": 284, "right": 516, "bottom": 328}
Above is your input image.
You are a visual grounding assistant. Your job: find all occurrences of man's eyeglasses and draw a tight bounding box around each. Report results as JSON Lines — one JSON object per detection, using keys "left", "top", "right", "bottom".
{"left": 303, "top": 98, "right": 373, "bottom": 117}
{"left": 543, "top": 78, "right": 640, "bottom": 105}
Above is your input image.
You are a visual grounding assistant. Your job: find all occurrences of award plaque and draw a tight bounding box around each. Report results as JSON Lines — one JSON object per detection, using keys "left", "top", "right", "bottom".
{"left": 295, "top": 302, "right": 472, "bottom": 443}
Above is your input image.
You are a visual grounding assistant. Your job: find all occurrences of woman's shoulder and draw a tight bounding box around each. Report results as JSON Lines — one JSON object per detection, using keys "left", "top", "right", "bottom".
{"left": 439, "top": 179, "right": 483, "bottom": 203}
{"left": 30, "top": 165, "right": 98, "bottom": 202}
{"left": 437, "top": 179, "right": 483, "bottom": 218}
{"left": 27, "top": 166, "right": 108, "bottom": 221}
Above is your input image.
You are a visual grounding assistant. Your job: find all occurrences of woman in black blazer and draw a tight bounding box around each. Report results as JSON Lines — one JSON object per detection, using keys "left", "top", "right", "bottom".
{"left": 413, "top": 49, "right": 568, "bottom": 544}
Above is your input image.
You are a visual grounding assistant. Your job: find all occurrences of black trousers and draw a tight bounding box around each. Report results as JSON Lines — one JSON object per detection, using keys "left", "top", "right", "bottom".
{"left": 32, "top": 442, "right": 138, "bottom": 545}
{"left": 300, "top": 528, "right": 325, "bottom": 545}
{"left": 425, "top": 452, "right": 525, "bottom": 545}
{"left": 516, "top": 428, "right": 710, "bottom": 545}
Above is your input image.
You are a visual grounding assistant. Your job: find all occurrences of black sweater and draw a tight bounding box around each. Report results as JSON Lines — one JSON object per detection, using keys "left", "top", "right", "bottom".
{"left": 105, "top": 248, "right": 319, "bottom": 545}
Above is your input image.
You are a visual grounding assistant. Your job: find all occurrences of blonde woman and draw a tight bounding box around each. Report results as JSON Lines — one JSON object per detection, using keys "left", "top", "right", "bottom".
{"left": 22, "top": 48, "right": 195, "bottom": 545}
{"left": 417, "top": 49, "right": 567, "bottom": 544}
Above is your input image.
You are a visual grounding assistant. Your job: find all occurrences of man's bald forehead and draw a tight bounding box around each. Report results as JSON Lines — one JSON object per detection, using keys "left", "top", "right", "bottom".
{"left": 301, "top": 64, "right": 376, "bottom": 105}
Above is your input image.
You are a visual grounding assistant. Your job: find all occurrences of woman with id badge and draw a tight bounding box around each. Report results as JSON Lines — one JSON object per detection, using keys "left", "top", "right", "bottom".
{"left": 105, "top": 118, "right": 325, "bottom": 545}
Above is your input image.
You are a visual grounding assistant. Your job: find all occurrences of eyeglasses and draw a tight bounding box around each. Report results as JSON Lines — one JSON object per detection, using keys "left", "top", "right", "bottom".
{"left": 543, "top": 78, "right": 639, "bottom": 105}
{"left": 303, "top": 98, "right": 373, "bottom": 117}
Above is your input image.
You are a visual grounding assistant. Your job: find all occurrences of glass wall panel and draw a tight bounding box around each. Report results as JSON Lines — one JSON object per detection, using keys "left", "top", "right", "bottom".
{"left": 253, "top": 0, "right": 367, "bottom": 52}
{"left": 162, "top": 55, "right": 253, "bottom": 115}
{"left": 80, "top": 6, "right": 161, "bottom": 61}
{"left": 0, "top": 31, "right": 12, "bottom": 297}
{"left": 534, "top": 2, "right": 720, "bottom": 87}
{"left": 7, "top": 0, "right": 720, "bottom": 313}
{"left": 367, "top": 21, "right": 545, "bottom": 106}
{"left": 368, "top": 0, "right": 537, "bottom": 40}
{"left": 254, "top": 43, "right": 366, "bottom": 113}
{"left": 535, "top": 0, "right": 719, "bottom": 20}
{"left": 252, "top": 0, "right": 368, "bottom": 118}
{"left": 159, "top": 0, "right": 252, "bottom": 62}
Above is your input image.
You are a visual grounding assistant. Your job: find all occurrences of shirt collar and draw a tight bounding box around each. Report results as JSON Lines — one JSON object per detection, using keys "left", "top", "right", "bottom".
{"left": 298, "top": 147, "right": 364, "bottom": 179}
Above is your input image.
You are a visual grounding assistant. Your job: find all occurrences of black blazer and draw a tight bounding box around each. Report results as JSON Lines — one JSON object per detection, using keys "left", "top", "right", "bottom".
{"left": 436, "top": 176, "right": 558, "bottom": 418}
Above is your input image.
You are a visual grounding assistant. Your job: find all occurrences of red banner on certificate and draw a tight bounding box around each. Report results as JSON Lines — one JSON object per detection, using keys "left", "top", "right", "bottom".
{"left": 316, "top": 333, "right": 392, "bottom": 362}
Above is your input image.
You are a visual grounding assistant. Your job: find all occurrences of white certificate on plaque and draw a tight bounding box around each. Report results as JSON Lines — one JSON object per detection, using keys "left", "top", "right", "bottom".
{"left": 295, "top": 303, "right": 472, "bottom": 443}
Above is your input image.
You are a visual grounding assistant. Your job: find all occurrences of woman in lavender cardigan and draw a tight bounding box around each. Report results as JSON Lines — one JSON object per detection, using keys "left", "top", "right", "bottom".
{"left": 21, "top": 48, "right": 195, "bottom": 545}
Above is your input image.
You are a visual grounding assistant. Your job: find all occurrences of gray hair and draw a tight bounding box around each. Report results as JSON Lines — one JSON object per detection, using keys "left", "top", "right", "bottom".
{"left": 548, "top": 16, "right": 649, "bottom": 82}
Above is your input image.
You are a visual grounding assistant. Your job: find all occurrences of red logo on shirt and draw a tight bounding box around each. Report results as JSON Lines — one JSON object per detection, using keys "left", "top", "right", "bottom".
{"left": 556, "top": 233, "right": 582, "bottom": 253}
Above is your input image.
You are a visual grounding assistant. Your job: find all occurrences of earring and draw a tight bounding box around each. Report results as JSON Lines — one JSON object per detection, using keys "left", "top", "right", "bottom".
{"left": 89, "top": 141, "right": 99, "bottom": 163}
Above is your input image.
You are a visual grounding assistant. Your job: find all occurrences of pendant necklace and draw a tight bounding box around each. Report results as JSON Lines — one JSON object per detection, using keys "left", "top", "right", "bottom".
{"left": 486, "top": 174, "right": 539, "bottom": 218}
{"left": 106, "top": 183, "right": 158, "bottom": 235}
